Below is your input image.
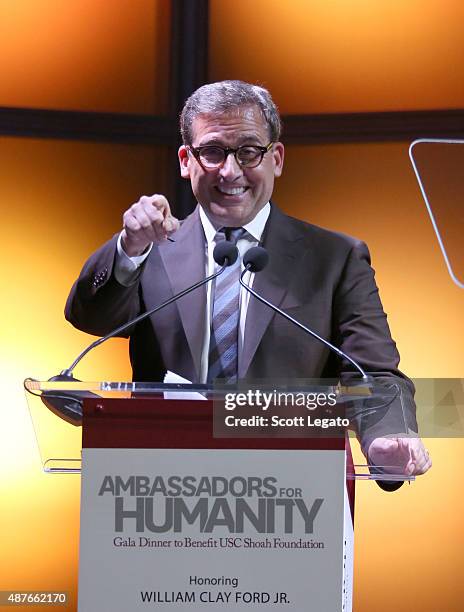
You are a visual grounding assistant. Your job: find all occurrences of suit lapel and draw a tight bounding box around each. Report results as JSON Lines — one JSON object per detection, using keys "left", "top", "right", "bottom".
{"left": 157, "top": 204, "right": 307, "bottom": 381}
{"left": 158, "top": 206, "right": 206, "bottom": 380}
{"left": 239, "top": 206, "right": 305, "bottom": 378}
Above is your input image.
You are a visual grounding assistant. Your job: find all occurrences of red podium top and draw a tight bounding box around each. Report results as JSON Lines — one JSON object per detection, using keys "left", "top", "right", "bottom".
{"left": 83, "top": 397, "right": 346, "bottom": 451}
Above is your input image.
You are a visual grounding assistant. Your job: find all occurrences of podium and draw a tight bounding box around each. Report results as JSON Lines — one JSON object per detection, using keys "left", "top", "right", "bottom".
{"left": 24, "top": 379, "right": 414, "bottom": 612}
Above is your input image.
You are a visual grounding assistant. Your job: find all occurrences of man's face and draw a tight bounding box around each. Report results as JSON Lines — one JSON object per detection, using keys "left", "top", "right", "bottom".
{"left": 178, "top": 106, "right": 284, "bottom": 227}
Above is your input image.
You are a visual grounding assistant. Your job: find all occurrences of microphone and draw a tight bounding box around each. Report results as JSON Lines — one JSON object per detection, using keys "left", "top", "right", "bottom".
{"left": 25, "top": 242, "right": 239, "bottom": 424}
{"left": 240, "top": 247, "right": 370, "bottom": 382}
{"left": 244, "top": 246, "right": 268, "bottom": 272}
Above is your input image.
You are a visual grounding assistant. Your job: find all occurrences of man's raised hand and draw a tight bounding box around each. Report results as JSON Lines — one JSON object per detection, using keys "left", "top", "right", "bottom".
{"left": 121, "top": 194, "right": 180, "bottom": 256}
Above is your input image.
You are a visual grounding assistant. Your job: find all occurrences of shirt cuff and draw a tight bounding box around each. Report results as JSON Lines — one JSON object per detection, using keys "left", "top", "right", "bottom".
{"left": 114, "top": 233, "right": 152, "bottom": 286}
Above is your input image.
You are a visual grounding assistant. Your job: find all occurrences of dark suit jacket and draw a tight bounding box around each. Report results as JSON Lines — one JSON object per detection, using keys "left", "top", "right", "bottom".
{"left": 65, "top": 204, "right": 417, "bottom": 450}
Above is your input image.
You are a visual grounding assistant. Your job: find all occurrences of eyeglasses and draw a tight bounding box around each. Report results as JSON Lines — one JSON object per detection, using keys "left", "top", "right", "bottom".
{"left": 188, "top": 142, "right": 274, "bottom": 170}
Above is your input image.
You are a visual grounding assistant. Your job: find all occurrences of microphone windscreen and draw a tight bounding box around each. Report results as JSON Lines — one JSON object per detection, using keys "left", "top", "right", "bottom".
{"left": 40, "top": 374, "right": 86, "bottom": 425}
{"left": 213, "top": 241, "right": 238, "bottom": 266}
{"left": 39, "top": 373, "right": 109, "bottom": 425}
{"left": 243, "top": 246, "right": 269, "bottom": 272}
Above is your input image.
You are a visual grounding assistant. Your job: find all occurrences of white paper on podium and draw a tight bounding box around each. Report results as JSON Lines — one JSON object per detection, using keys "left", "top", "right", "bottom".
{"left": 163, "top": 371, "right": 207, "bottom": 401}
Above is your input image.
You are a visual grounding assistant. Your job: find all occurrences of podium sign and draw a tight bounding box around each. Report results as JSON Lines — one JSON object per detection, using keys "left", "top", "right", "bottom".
{"left": 77, "top": 397, "right": 354, "bottom": 611}
{"left": 79, "top": 448, "right": 353, "bottom": 611}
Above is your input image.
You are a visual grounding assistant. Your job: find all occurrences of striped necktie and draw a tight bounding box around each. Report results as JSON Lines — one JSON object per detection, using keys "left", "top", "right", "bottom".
{"left": 208, "top": 227, "right": 245, "bottom": 383}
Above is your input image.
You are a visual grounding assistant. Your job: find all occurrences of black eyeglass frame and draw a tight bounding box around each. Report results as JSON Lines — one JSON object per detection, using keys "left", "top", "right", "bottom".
{"left": 188, "top": 142, "right": 274, "bottom": 170}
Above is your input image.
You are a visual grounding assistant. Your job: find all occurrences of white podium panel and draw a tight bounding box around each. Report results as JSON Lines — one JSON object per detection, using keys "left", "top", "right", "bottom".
{"left": 78, "top": 448, "right": 353, "bottom": 611}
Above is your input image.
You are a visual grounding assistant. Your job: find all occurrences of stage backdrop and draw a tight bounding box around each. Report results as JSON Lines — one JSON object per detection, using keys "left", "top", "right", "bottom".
{"left": 1, "top": 2, "right": 463, "bottom": 611}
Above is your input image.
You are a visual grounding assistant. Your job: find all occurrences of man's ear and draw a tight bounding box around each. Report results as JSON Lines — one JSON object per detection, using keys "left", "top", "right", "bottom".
{"left": 178, "top": 145, "right": 190, "bottom": 179}
{"left": 272, "top": 142, "right": 285, "bottom": 178}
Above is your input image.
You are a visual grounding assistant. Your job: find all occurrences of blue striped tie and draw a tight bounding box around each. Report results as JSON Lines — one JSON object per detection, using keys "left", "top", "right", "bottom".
{"left": 208, "top": 227, "right": 245, "bottom": 383}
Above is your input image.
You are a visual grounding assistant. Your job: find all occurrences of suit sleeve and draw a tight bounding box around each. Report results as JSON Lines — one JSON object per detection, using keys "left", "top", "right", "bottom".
{"left": 65, "top": 234, "right": 143, "bottom": 337}
{"left": 332, "top": 239, "right": 418, "bottom": 453}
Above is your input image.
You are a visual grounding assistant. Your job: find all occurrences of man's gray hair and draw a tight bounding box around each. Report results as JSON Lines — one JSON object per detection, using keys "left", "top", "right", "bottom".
{"left": 180, "top": 80, "right": 282, "bottom": 145}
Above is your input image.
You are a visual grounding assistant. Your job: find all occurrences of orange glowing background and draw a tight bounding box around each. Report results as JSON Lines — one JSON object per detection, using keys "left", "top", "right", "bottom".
{"left": 210, "top": 0, "right": 464, "bottom": 113}
{"left": 0, "top": 137, "right": 167, "bottom": 610}
{"left": 0, "top": 0, "right": 170, "bottom": 114}
{"left": 1, "top": 2, "right": 463, "bottom": 612}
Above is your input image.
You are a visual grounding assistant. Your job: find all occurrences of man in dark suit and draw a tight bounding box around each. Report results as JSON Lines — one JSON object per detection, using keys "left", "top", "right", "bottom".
{"left": 65, "top": 80, "right": 431, "bottom": 478}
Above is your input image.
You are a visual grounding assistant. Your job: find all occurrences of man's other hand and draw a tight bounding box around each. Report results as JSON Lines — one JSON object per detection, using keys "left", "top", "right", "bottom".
{"left": 121, "top": 194, "right": 180, "bottom": 256}
{"left": 368, "top": 436, "right": 432, "bottom": 477}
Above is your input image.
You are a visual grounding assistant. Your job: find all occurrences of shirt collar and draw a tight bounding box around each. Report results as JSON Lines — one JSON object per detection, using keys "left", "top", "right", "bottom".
{"left": 199, "top": 202, "right": 271, "bottom": 244}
